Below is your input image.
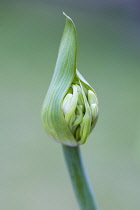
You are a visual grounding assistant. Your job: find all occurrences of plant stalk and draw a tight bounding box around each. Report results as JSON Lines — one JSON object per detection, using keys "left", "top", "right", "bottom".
{"left": 62, "top": 145, "right": 98, "bottom": 210}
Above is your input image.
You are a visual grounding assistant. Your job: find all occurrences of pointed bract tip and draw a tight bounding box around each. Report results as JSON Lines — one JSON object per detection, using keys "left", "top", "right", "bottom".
{"left": 63, "top": 12, "right": 74, "bottom": 23}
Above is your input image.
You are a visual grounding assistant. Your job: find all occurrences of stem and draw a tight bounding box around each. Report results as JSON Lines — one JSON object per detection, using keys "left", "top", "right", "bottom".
{"left": 62, "top": 145, "right": 98, "bottom": 210}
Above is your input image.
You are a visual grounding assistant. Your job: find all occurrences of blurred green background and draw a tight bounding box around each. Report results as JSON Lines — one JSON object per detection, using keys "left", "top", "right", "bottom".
{"left": 1, "top": 1, "right": 140, "bottom": 210}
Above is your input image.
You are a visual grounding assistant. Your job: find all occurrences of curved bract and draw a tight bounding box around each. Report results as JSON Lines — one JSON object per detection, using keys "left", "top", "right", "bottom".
{"left": 41, "top": 13, "right": 98, "bottom": 146}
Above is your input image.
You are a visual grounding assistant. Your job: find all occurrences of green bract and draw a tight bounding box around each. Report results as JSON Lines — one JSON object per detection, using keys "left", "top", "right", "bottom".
{"left": 41, "top": 13, "right": 98, "bottom": 146}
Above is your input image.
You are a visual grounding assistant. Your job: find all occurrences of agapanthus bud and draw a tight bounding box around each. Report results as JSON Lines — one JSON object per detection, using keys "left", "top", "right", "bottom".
{"left": 41, "top": 13, "right": 98, "bottom": 146}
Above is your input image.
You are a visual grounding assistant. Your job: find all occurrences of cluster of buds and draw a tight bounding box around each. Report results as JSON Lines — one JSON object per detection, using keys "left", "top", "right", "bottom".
{"left": 62, "top": 82, "right": 98, "bottom": 144}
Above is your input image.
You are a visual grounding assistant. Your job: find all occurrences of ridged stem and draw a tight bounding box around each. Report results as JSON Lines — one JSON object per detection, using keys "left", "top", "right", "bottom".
{"left": 62, "top": 145, "right": 98, "bottom": 210}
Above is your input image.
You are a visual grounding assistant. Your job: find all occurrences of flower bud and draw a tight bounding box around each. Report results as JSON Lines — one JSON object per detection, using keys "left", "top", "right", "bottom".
{"left": 41, "top": 13, "right": 98, "bottom": 146}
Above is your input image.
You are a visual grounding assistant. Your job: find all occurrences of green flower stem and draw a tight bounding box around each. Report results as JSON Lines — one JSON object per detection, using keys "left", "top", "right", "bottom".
{"left": 62, "top": 145, "right": 98, "bottom": 210}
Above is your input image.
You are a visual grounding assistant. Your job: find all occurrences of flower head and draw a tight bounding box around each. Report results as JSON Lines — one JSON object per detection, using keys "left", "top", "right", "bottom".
{"left": 41, "top": 13, "right": 98, "bottom": 146}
